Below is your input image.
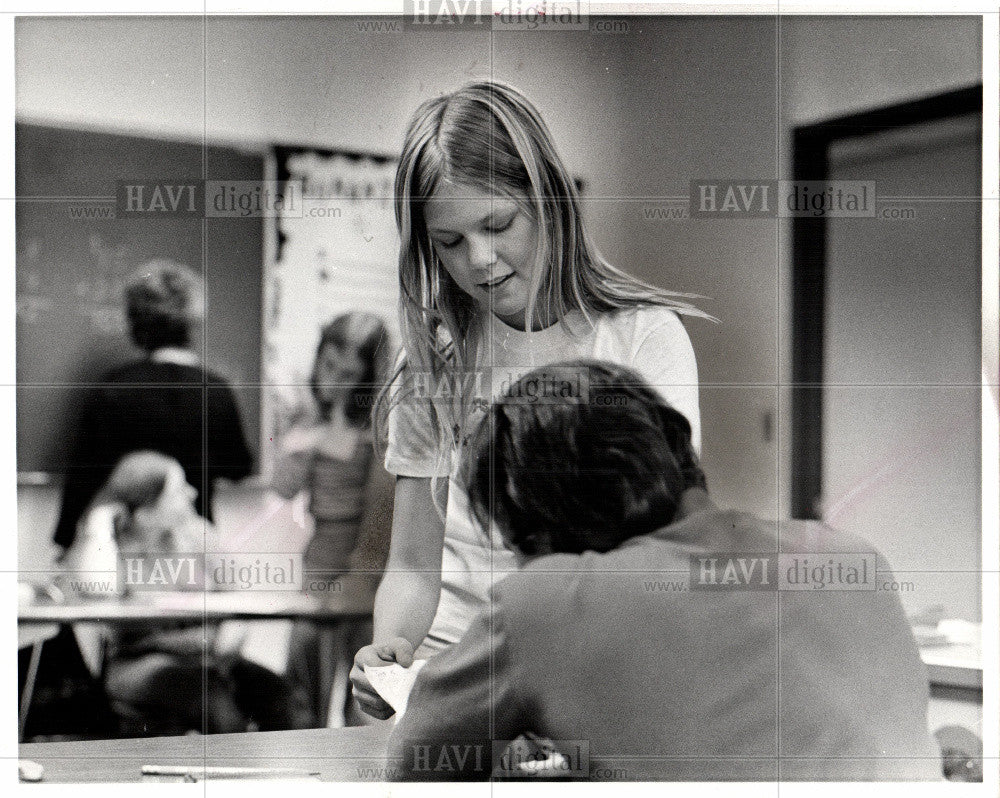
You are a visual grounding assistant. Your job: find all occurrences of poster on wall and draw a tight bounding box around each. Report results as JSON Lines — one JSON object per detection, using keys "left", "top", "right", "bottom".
{"left": 261, "top": 146, "right": 400, "bottom": 477}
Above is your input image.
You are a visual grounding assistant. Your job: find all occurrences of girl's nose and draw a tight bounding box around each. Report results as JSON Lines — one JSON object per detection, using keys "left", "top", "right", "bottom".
{"left": 466, "top": 233, "right": 498, "bottom": 270}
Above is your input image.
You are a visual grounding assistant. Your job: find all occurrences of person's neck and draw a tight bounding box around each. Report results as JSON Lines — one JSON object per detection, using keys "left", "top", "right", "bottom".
{"left": 674, "top": 487, "right": 715, "bottom": 520}
{"left": 627, "top": 488, "right": 715, "bottom": 550}
{"left": 149, "top": 347, "right": 199, "bottom": 366}
{"left": 327, "top": 403, "right": 364, "bottom": 434}
{"left": 329, "top": 403, "right": 349, "bottom": 427}
{"left": 492, "top": 302, "right": 562, "bottom": 332}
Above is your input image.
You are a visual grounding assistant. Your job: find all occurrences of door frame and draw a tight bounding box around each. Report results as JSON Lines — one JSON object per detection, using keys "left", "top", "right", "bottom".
{"left": 790, "top": 84, "right": 983, "bottom": 518}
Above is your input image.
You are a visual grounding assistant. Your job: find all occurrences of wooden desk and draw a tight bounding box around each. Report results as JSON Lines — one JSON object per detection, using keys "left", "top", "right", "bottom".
{"left": 920, "top": 643, "right": 983, "bottom": 691}
{"left": 18, "top": 722, "right": 395, "bottom": 782}
{"left": 18, "top": 580, "right": 378, "bottom": 732}
{"left": 18, "top": 576, "right": 377, "bottom": 627}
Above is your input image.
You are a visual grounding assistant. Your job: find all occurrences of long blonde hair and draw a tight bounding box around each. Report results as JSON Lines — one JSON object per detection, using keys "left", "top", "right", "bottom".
{"left": 374, "top": 80, "right": 710, "bottom": 470}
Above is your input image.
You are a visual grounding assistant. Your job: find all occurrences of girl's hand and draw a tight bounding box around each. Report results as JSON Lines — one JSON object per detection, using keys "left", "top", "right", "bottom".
{"left": 350, "top": 637, "right": 415, "bottom": 719}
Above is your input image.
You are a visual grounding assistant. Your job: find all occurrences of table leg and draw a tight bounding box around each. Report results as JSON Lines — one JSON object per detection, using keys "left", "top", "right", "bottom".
{"left": 19, "top": 640, "right": 46, "bottom": 743}
{"left": 318, "top": 623, "right": 341, "bottom": 728}
{"left": 327, "top": 641, "right": 354, "bottom": 729}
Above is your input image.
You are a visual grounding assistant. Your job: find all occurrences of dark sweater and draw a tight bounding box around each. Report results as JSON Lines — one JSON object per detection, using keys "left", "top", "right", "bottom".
{"left": 53, "top": 359, "right": 253, "bottom": 549}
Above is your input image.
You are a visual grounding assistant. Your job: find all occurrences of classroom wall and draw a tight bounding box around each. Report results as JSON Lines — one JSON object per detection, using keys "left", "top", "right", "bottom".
{"left": 588, "top": 15, "right": 981, "bottom": 521}
{"left": 15, "top": 16, "right": 634, "bottom": 268}
{"left": 15, "top": 14, "right": 982, "bottom": 540}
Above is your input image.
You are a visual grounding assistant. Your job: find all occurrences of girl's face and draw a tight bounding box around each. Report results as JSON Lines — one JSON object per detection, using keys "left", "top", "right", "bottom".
{"left": 152, "top": 463, "right": 199, "bottom": 528}
{"left": 315, "top": 342, "right": 366, "bottom": 405}
{"left": 424, "top": 181, "right": 542, "bottom": 329}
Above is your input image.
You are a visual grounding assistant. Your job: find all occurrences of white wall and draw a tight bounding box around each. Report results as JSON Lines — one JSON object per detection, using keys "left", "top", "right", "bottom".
{"left": 613, "top": 16, "right": 783, "bottom": 518}
{"left": 15, "top": 15, "right": 634, "bottom": 261}
{"left": 15, "top": 13, "right": 983, "bottom": 529}
{"left": 822, "top": 118, "right": 981, "bottom": 620}
{"left": 597, "top": 15, "right": 981, "bottom": 520}
{"left": 782, "top": 15, "right": 982, "bottom": 125}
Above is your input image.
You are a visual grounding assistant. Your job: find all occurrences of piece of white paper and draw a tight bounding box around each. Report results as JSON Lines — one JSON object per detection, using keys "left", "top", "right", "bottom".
{"left": 363, "top": 660, "right": 428, "bottom": 717}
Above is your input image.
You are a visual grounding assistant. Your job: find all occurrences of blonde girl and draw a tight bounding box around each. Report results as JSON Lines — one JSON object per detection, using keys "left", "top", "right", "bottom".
{"left": 351, "top": 81, "right": 710, "bottom": 718}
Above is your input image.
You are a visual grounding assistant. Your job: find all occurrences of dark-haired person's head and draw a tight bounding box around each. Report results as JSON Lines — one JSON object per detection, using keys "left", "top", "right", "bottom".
{"left": 124, "top": 260, "right": 204, "bottom": 353}
{"left": 466, "top": 359, "right": 706, "bottom": 557}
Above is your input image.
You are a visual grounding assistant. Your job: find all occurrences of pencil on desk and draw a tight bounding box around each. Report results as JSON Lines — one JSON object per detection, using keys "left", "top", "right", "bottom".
{"left": 523, "top": 731, "right": 556, "bottom": 755}
{"left": 142, "top": 764, "right": 320, "bottom": 779}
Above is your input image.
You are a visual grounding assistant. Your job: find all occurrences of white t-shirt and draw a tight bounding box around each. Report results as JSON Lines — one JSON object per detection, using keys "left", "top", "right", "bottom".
{"left": 385, "top": 305, "right": 701, "bottom": 655}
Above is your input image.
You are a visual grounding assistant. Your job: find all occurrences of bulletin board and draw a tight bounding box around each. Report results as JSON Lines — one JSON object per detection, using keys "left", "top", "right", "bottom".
{"left": 260, "top": 145, "right": 400, "bottom": 476}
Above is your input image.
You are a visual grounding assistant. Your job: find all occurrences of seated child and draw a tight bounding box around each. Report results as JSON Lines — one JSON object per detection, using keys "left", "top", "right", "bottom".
{"left": 62, "top": 450, "right": 311, "bottom": 735}
{"left": 388, "top": 360, "right": 942, "bottom": 781}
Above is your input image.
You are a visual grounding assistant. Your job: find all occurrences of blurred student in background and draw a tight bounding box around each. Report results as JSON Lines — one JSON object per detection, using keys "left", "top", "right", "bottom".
{"left": 53, "top": 259, "right": 253, "bottom": 554}
{"left": 270, "top": 312, "right": 394, "bottom": 724}
{"left": 62, "top": 450, "right": 311, "bottom": 736}
{"left": 272, "top": 312, "right": 394, "bottom": 580}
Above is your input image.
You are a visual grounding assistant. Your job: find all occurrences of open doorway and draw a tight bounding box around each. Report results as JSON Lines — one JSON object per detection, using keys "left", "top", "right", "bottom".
{"left": 791, "top": 85, "right": 982, "bottom": 625}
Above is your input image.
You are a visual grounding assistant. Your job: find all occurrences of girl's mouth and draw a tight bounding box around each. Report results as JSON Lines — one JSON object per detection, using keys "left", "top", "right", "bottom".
{"left": 480, "top": 272, "right": 515, "bottom": 291}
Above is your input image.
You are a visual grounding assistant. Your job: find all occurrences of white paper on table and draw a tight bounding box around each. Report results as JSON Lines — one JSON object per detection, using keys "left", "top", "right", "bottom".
{"left": 363, "top": 660, "right": 428, "bottom": 717}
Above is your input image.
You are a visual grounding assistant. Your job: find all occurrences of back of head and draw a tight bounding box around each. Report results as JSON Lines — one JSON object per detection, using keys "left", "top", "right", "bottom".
{"left": 466, "top": 359, "right": 706, "bottom": 556}
{"left": 123, "top": 259, "right": 204, "bottom": 353}
{"left": 98, "top": 450, "right": 176, "bottom": 547}
{"left": 102, "top": 451, "right": 174, "bottom": 510}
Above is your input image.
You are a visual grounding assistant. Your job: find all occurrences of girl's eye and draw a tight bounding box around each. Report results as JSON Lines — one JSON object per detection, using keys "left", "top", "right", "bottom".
{"left": 437, "top": 238, "right": 461, "bottom": 249}
{"left": 487, "top": 216, "right": 515, "bottom": 233}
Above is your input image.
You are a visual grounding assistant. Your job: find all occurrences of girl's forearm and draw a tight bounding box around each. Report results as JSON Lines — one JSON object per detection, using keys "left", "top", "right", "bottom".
{"left": 372, "top": 567, "right": 442, "bottom": 650}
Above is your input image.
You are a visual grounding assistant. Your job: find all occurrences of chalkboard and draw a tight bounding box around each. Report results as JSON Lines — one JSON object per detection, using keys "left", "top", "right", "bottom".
{"left": 15, "top": 123, "right": 264, "bottom": 474}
